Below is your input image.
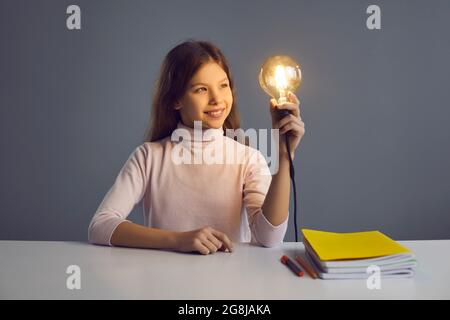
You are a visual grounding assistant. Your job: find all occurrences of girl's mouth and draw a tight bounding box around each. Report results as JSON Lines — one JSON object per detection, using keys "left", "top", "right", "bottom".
{"left": 204, "top": 108, "right": 225, "bottom": 119}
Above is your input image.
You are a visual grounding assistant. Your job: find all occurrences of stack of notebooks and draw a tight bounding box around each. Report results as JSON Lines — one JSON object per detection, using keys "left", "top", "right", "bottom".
{"left": 302, "top": 229, "right": 417, "bottom": 279}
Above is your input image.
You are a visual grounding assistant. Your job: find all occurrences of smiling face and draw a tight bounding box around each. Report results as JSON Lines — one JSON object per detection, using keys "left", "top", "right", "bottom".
{"left": 175, "top": 61, "right": 233, "bottom": 129}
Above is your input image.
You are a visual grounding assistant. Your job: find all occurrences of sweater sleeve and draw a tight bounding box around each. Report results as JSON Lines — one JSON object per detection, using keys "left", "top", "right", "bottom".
{"left": 243, "top": 149, "right": 288, "bottom": 247}
{"left": 88, "top": 144, "right": 149, "bottom": 246}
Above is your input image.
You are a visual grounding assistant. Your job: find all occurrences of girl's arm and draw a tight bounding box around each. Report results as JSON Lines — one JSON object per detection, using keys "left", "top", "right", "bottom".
{"left": 88, "top": 145, "right": 149, "bottom": 246}
{"left": 110, "top": 221, "right": 178, "bottom": 249}
{"left": 111, "top": 222, "right": 233, "bottom": 254}
{"left": 261, "top": 152, "right": 291, "bottom": 226}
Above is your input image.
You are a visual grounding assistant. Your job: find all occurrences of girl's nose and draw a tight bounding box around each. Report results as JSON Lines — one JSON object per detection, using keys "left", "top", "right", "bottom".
{"left": 208, "top": 89, "right": 224, "bottom": 105}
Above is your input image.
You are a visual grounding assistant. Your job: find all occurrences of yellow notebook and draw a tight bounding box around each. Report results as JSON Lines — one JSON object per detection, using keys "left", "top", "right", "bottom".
{"left": 302, "top": 229, "right": 411, "bottom": 261}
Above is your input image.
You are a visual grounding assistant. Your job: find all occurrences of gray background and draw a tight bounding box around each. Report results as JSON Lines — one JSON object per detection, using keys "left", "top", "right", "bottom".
{"left": 1, "top": 0, "right": 449, "bottom": 242}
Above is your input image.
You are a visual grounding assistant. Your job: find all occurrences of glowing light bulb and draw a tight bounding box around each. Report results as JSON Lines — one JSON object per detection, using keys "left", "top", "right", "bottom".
{"left": 259, "top": 55, "right": 302, "bottom": 105}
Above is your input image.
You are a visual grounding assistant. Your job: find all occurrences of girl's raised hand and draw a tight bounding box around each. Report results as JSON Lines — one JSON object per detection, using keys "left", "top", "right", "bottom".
{"left": 175, "top": 226, "right": 234, "bottom": 255}
{"left": 269, "top": 91, "right": 305, "bottom": 158}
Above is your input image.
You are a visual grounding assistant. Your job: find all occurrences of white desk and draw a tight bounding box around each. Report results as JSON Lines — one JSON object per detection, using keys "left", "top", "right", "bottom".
{"left": 0, "top": 240, "right": 449, "bottom": 299}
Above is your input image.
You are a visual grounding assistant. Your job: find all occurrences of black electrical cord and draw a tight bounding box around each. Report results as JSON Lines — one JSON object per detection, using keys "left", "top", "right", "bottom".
{"left": 284, "top": 135, "right": 298, "bottom": 243}
{"left": 278, "top": 109, "right": 298, "bottom": 243}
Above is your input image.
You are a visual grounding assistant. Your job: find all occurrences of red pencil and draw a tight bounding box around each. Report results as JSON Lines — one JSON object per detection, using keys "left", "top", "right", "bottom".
{"left": 295, "top": 255, "right": 318, "bottom": 279}
{"left": 280, "top": 255, "right": 304, "bottom": 277}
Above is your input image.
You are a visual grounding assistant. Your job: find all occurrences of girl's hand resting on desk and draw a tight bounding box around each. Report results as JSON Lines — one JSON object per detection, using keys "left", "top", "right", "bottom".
{"left": 175, "top": 227, "right": 234, "bottom": 255}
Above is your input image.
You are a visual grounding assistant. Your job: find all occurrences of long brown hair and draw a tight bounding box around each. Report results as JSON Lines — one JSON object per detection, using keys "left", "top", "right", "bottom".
{"left": 144, "top": 40, "right": 241, "bottom": 142}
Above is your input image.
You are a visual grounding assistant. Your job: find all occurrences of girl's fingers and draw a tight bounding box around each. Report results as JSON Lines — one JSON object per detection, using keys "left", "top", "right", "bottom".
{"left": 210, "top": 229, "right": 234, "bottom": 252}
{"left": 270, "top": 96, "right": 300, "bottom": 116}
{"left": 270, "top": 99, "right": 277, "bottom": 108}
{"left": 282, "top": 125, "right": 305, "bottom": 138}
{"left": 280, "top": 122, "right": 304, "bottom": 136}
{"left": 277, "top": 92, "right": 301, "bottom": 115}
{"left": 195, "top": 242, "right": 211, "bottom": 255}
{"left": 276, "top": 114, "right": 302, "bottom": 130}
{"left": 201, "top": 237, "right": 219, "bottom": 254}
{"left": 274, "top": 103, "right": 300, "bottom": 118}
{"left": 207, "top": 234, "right": 223, "bottom": 251}
{"left": 288, "top": 91, "right": 300, "bottom": 105}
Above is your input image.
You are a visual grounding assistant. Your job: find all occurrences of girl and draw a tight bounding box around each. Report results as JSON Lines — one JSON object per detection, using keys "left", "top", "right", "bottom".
{"left": 88, "top": 40, "right": 305, "bottom": 254}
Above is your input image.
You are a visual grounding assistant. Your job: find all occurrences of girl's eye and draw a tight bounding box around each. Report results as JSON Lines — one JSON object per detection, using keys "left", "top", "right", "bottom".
{"left": 221, "top": 83, "right": 229, "bottom": 88}
{"left": 195, "top": 87, "right": 207, "bottom": 93}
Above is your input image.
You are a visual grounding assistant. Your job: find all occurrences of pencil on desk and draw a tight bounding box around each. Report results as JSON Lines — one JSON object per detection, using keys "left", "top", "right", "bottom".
{"left": 295, "top": 255, "right": 318, "bottom": 279}
{"left": 280, "top": 255, "right": 304, "bottom": 277}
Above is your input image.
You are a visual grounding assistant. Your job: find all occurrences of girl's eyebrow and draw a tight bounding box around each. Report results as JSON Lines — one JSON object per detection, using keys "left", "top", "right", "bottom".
{"left": 190, "top": 77, "right": 228, "bottom": 88}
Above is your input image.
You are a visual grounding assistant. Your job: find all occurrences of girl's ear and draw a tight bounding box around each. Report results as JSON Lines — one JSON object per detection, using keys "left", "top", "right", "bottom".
{"left": 174, "top": 101, "right": 182, "bottom": 110}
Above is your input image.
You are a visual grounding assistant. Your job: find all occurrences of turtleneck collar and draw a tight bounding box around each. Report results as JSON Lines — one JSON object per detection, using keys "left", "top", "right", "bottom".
{"left": 176, "top": 121, "right": 224, "bottom": 142}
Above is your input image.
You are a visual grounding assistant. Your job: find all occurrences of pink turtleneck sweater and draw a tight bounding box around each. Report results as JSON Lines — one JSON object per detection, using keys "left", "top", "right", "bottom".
{"left": 88, "top": 122, "right": 288, "bottom": 248}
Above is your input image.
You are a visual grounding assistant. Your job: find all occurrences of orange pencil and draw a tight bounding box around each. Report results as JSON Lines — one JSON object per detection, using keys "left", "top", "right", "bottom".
{"left": 295, "top": 255, "right": 318, "bottom": 279}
